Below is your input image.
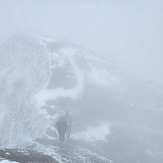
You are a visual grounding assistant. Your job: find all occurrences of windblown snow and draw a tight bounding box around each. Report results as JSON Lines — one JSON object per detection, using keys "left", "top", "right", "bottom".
{"left": 0, "top": 34, "right": 113, "bottom": 150}
{"left": 72, "top": 123, "right": 110, "bottom": 142}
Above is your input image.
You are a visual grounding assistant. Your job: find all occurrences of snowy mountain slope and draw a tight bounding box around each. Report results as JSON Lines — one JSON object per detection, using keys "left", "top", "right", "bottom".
{"left": 0, "top": 34, "right": 114, "bottom": 162}
{"left": 0, "top": 34, "right": 113, "bottom": 147}
{"left": 34, "top": 143, "right": 113, "bottom": 163}
{"left": 72, "top": 123, "right": 110, "bottom": 142}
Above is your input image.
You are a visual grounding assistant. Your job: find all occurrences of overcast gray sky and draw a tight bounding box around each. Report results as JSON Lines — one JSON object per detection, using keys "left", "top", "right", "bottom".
{"left": 0, "top": 0, "right": 163, "bottom": 82}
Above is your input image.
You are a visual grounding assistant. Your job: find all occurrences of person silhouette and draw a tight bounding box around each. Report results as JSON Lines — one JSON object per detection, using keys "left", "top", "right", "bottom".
{"left": 55, "top": 111, "right": 71, "bottom": 142}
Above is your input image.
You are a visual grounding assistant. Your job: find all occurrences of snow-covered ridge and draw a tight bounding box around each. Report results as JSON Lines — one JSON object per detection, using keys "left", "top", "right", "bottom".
{"left": 34, "top": 35, "right": 114, "bottom": 106}
{"left": 0, "top": 34, "right": 113, "bottom": 148}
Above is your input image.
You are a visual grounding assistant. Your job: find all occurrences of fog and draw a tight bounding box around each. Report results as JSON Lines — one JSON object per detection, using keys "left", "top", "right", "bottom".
{"left": 1, "top": 0, "right": 163, "bottom": 79}
{"left": 0, "top": 0, "right": 163, "bottom": 163}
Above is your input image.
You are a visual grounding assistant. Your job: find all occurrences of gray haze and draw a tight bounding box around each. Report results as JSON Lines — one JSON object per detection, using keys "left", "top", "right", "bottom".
{"left": 0, "top": 0, "right": 163, "bottom": 163}
{"left": 0, "top": 0, "right": 163, "bottom": 81}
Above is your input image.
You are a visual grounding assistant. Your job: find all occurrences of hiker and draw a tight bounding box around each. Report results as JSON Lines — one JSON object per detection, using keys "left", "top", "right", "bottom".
{"left": 55, "top": 111, "right": 71, "bottom": 142}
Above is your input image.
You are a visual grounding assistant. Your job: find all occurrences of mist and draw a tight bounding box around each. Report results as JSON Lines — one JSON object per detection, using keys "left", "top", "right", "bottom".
{"left": 0, "top": 0, "right": 163, "bottom": 163}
